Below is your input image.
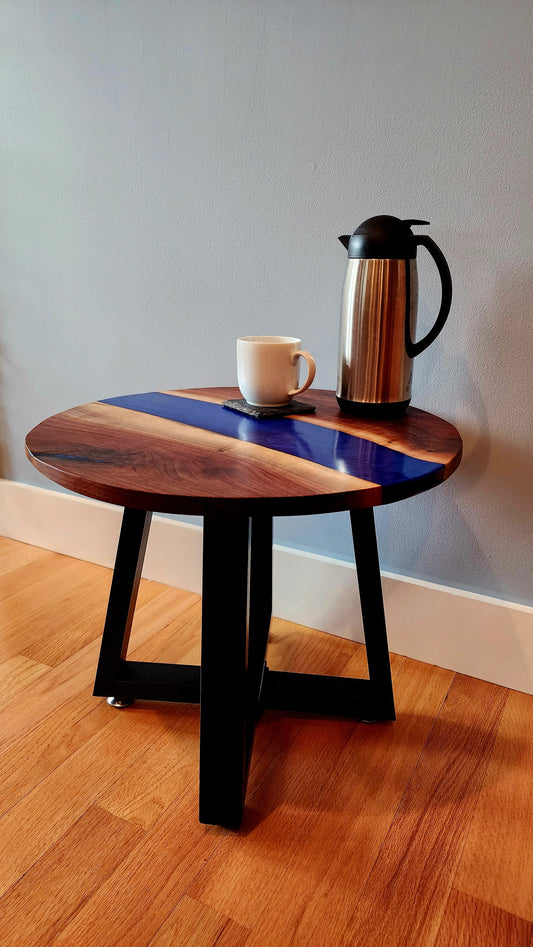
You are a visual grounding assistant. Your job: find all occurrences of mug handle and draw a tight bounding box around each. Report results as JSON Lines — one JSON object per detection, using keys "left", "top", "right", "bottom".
{"left": 288, "top": 351, "right": 316, "bottom": 397}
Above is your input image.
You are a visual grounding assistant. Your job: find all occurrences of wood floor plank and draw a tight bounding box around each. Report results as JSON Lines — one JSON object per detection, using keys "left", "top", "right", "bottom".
{"left": 434, "top": 889, "right": 533, "bottom": 947}
{"left": 0, "top": 806, "right": 143, "bottom": 947}
{"left": 126, "top": 586, "right": 201, "bottom": 651}
{"left": 0, "top": 556, "right": 108, "bottom": 664}
{"left": 339, "top": 674, "right": 508, "bottom": 947}
{"left": 129, "top": 594, "right": 202, "bottom": 665}
{"left": 147, "top": 895, "right": 249, "bottom": 947}
{"left": 0, "top": 537, "right": 51, "bottom": 574}
{"left": 49, "top": 779, "right": 226, "bottom": 947}
{"left": 0, "top": 701, "right": 192, "bottom": 897}
{"left": 0, "top": 688, "right": 111, "bottom": 817}
{"left": 454, "top": 688, "right": 533, "bottom": 922}
{"left": 19, "top": 569, "right": 114, "bottom": 666}
{"left": 0, "top": 637, "right": 102, "bottom": 754}
{"left": 97, "top": 704, "right": 200, "bottom": 830}
{"left": 266, "top": 618, "right": 369, "bottom": 678}
{"left": 0, "top": 548, "right": 59, "bottom": 596}
{"left": 0, "top": 557, "right": 172, "bottom": 667}
{"left": 0, "top": 654, "right": 50, "bottom": 704}
{"left": 0, "top": 554, "right": 104, "bottom": 613}
{"left": 0, "top": 581, "right": 187, "bottom": 754}
{"left": 187, "top": 656, "right": 454, "bottom": 946}
{"left": 19, "top": 571, "right": 173, "bottom": 668}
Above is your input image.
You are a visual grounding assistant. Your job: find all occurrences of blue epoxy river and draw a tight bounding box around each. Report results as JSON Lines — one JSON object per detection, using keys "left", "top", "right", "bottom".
{"left": 100, "top": 392, "right": 443, "bottom": 487}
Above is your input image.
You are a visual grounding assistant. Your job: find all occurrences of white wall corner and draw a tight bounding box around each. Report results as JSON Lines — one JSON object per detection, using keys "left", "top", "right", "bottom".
{"left": 1, "top": 479, "right": 532, "bottom": 695}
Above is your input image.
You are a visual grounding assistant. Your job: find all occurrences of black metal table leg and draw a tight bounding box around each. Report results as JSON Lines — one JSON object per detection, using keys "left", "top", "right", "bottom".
{"left": 93, "top": 508, "right": 152, "bottom": 700}
{"left": 350, "top": 507, "right": 395, "bottom": 721}
{"left": 199, "top": 516, "right": 252, "bottom": 827}
{"left": 262, "top": 507, "right": 395, "bottom": 722}
{"left": 246, "top": 516, "right": 273, "bottom": 757}
{"left": 199, "top": 515, "right": 272, "bottom": 827}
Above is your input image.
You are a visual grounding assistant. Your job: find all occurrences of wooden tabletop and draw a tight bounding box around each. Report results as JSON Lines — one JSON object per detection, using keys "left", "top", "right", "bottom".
{"left": 25, "top": 388, "right": 462, "bottom": 517}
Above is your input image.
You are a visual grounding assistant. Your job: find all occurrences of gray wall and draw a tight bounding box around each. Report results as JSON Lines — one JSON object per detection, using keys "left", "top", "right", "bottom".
{"left": 1, "top": 0, "right": 531, "bottom": 605}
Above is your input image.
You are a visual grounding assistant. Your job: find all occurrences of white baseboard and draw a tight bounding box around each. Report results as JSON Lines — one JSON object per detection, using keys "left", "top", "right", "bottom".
{"left": 1, "top": 479, "right": 532, "bottom": 695}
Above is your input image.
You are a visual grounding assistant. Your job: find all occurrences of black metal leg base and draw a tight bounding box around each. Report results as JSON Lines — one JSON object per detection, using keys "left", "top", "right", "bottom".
{"left": 350, "top": 506, "right": 395, "bottom": 722}
{"left": 199, "top": 515, "right": 273, "bottom": 827}
{"left": 198, "top": 507, "right": 394, "bottom": 827}
{"left": 93, "top": 506, "right": 395, "bottom": 828}
{"left": 262, "top": 671, "right": 386, "bottom": 722}
{"left": 92, "top": 508, "right": 202, "bottom": 705}
{"left": 259, "top": 508, "right": 395, "bottom": 724}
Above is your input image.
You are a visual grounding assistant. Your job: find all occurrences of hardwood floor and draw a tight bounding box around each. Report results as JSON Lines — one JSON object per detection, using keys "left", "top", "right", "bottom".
{"left": 0, "top": 535, "right": 531, "bottom": 946}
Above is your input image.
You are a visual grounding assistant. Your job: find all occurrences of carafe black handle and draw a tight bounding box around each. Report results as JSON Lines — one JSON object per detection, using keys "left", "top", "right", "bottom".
{"left": 405, "top": 234, "right": 452, "bottom": 359}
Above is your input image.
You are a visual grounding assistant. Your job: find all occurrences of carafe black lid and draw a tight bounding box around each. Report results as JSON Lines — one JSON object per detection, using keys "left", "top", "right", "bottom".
{"left": 339, "top": 215, "right": 429, "bottom": 259}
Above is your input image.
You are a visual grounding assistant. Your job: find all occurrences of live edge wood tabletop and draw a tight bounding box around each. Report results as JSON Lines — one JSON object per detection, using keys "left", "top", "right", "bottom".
{"left": 25, "top": 387, "right": 462, "bottom": 827}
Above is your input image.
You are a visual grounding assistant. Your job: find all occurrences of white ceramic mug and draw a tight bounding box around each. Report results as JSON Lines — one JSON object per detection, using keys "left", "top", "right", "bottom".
{"left": 237, "top": 335, "right": 316, "bottom": 407}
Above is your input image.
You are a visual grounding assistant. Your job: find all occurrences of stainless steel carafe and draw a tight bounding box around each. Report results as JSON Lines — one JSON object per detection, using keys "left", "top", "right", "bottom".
{"left": 337, "top": 215, "right": 452, "bottom": 418}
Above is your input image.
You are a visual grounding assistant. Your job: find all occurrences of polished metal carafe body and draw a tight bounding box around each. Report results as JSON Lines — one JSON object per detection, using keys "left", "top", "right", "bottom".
{"left": 338, "top": 258, "right": 418, "bottom": 410}
{"left": 337, "top": 216, "right": 452, "bottom": 419}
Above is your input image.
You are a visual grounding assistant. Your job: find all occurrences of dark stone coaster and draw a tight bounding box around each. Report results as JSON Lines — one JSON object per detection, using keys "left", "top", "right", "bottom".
{"left": 222, "top": 398, "right": 316, "bottom": 419}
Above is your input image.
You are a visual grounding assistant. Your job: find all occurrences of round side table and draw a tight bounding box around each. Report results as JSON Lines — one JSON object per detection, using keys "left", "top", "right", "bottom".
{"left": 26, "top": 387, "right": 462, "bottom": 826}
